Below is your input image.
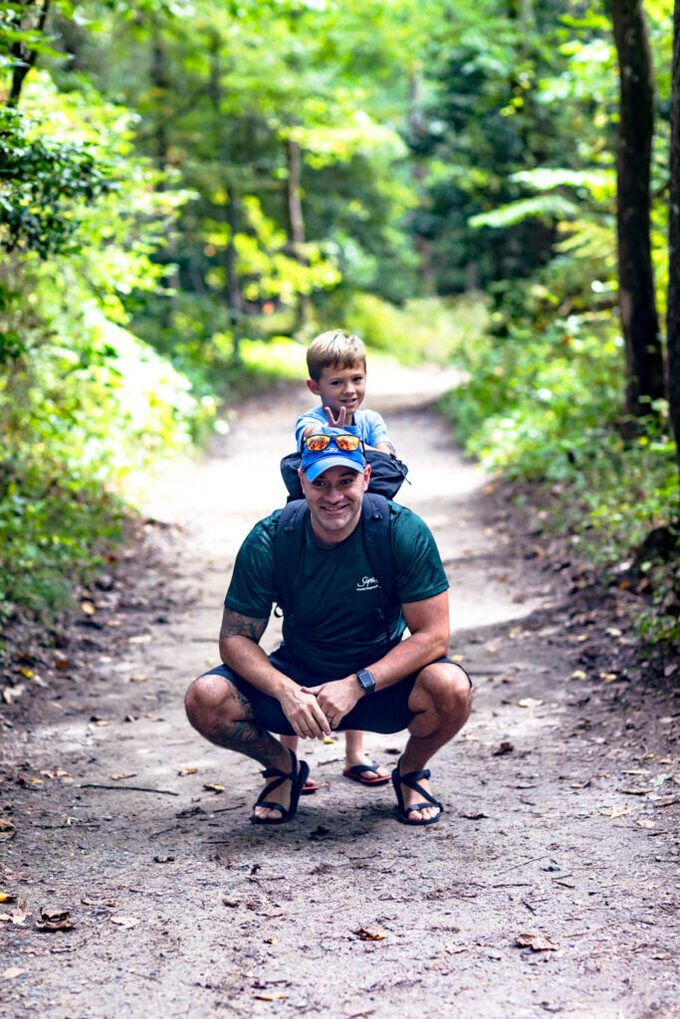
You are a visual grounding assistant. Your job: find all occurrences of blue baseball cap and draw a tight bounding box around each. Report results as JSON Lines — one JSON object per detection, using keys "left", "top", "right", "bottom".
{"left": 300, "top": 426, "right": 366, "bottom": 482}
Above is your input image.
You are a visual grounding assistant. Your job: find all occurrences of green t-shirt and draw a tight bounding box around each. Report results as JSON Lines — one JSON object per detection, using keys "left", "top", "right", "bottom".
{"left": 224, "top": 502, "right": 448, "bottom": 679}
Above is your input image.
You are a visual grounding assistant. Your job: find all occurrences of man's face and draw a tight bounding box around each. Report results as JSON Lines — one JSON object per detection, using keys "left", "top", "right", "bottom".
{"left": 299, "top": 464, "right": 371, "bottom": 545}
{"left": 307, "top": 362, "right": 366, "bottom": 422}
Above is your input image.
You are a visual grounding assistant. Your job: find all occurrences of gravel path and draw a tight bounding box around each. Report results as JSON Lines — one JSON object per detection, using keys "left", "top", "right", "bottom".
{"left": 1, "top": 364, "right": 679, "bottom": 1018}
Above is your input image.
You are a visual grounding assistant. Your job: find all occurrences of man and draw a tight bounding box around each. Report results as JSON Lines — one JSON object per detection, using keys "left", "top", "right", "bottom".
{"left": 185, "top": 427, "right": 471, "bottom": 826}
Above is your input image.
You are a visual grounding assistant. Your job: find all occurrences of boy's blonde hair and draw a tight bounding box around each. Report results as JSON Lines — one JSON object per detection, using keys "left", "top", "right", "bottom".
{"left": 306, "top": 330, "right": 366, "bottom": 382}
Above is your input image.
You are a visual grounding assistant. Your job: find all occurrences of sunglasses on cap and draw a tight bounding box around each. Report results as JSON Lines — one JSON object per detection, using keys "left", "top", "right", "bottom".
{"left": 304, "top": 433, "right": 362, "bottom": 453}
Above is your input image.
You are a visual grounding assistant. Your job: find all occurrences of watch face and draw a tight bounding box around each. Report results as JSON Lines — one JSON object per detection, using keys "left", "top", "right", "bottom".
{"left": 358, "top": 669, "right": 375, "bottom": 693}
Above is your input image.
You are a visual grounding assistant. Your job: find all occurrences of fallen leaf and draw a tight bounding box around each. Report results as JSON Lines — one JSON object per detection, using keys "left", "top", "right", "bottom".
{"left": 2, "top": 685, "right": 25, "bottom": 704}
{"left": 508, "top": 626, "right": 523, "bottom": 639}
{"left": 253, "top": 993, "right": 287, "bottom": 1001}
{"left": 54, "top": 655, "right": 70, "bottom": 669}
{"left": 129, "top": 674, "right": 148, "bottom": 682}
{"left": 19, "top": 667, "right": 33, "bottom": 678}
{"left": 0, "top": 818, "right": 15, "bottom": 834}
{"left": 605, "top": 626, "right": 622, "bottom": 637}
{"left": 460, "top": 811, "right": 487, "bottom": 820}
{"left": 178, "top": 767, "right": 198, "bottom": 776}
{"left": 223, "top": 898, "right": 240, "bottom": 907}
{"left": 128, "top": 634, "right": 151, "bottom": 644}
{"left": 518, "top": 698, "right": 543, "bottom": 709}
{"left": 2, "top": 967, "right": 25, "bottom": 980}
{"left": 203, "top": 783, "right": 224, "bottom": 793}
{"left": 570, "top": 670, "right": 587, "bottom": 681}
{"left": 0, "top": 892, "right": 16, "bottom": 904}
{"left": 515, "top": 933, "right": 559, "bottom": 952}
{"left": 153, "top": 855, "right": 175, "bottom": 864}
{"left": 111, "top": 916, "right": 140, "bottom": 928}
{"left": 110, "top": 773, "right": 136, "bottom": 781}
{"left": 600, "top": 805, "right": 630, "bottom": 819}
{"left": 353, "top": 927, "right": 386, "bottom": 941}
{"left": 81, "top": 601, "right": 96, "bottom": 615}
{"left": 492, "top": 741, "right": 514, "bottom": 756}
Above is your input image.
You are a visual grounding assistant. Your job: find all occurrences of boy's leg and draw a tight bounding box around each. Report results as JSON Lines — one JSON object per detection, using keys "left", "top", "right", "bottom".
{"left": 343, "top": 730, "right": 390, "bottom": 783}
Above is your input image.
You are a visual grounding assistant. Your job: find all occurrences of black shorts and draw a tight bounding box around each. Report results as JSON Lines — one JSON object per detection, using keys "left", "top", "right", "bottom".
{"left": 202, "top": 646, "right": 470, "bottom": 737}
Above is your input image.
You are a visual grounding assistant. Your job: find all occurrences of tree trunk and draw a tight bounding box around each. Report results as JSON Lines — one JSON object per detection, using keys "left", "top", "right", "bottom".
{"left": 7, "top": 0, "right": 51, "bottom": 109}
{"left": 286, "top": 138, "right": 308, "bottom": 330}
{"left": 208, "top": 29, "right": 242, "bottom": 361}
{"left": 668, "top": 0, "right": 680, "bottom": 472}
{"left": 610, "top": 0, "right": 665, "bottom": 416}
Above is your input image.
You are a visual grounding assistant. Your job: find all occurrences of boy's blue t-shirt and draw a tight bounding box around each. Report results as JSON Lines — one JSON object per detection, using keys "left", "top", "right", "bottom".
{"left": 295, "top": 406, "right": 391, "bottom": 448}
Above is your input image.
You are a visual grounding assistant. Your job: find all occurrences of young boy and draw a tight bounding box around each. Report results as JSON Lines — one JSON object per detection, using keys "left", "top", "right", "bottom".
{"left": 281, "top": 329, "right": 395, "bottom": 791}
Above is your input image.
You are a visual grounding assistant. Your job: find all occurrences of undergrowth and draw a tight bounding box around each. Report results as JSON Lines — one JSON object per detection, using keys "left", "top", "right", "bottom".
{"left": 439, "top": 310, "right": 680, "bottom": 649}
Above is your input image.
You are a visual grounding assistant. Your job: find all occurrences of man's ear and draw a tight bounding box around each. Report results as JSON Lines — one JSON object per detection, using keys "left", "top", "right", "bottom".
{"left": 306, "top": 378, "right": 321, "bottom": 396}
{"left": 362, "top": 465, "right": 371, "bottom": 491}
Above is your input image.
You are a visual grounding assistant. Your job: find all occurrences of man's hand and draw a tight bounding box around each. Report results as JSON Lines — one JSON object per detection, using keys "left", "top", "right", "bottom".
{"left": 279, "top": 686, "right": 332, "bottom": 740}
{"left": 301, "top": 676, "right": 362, "bottom": 730}
{"left": 323, "top": 405, "right": 347, "bottom": 429}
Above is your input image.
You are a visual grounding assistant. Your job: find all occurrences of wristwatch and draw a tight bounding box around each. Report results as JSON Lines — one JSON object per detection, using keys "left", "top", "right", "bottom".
{"left": 356, "top": 668, "right": 376, "bottom": 695}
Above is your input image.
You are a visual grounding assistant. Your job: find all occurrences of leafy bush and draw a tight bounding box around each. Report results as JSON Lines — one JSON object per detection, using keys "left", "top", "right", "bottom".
{"left": 439, "top": 307, "right": 680, "bottom": 648}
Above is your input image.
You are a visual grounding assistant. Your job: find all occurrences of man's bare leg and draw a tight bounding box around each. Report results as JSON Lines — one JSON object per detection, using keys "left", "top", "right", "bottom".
{"left": 185, "top": 673, "right": 299, "bottom": 821}
{"left": 397, "top": 663, "right": 472, "bottom": 822}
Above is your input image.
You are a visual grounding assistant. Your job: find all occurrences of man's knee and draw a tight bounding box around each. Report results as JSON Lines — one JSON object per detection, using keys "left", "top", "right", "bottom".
{"left": 411, "top": 661, "right": 472, "bottom": 719}
{"left": 185, "top": 672, "right": 236, "bottom": 732}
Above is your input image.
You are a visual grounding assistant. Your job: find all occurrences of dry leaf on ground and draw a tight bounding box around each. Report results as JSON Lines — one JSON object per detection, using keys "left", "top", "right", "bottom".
{"left": 600, "top": 805, "right": 630, "bottom": 819}
{"left": 515, "top": 933, "right": 559, "bottom": 952}
{"left": 2, "top": 967, "right": 25, "bottom": 980}
{"left": 353, "top": 927, "right": 386, "bottom": 941}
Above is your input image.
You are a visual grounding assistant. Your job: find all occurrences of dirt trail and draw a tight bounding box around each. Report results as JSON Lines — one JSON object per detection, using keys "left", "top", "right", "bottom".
{"left": 2, "top": 365, "right": 680, "bottom": 1019}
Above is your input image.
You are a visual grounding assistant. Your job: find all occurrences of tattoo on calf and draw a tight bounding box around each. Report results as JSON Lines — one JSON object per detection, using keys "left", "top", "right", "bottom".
{"left": 210, "top": 719, "right": 281, "bottom": 767}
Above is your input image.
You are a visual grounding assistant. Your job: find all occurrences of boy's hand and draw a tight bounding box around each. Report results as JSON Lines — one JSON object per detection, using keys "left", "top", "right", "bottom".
{"left": 323, "top": 405, "right": 347, "bottom": 429}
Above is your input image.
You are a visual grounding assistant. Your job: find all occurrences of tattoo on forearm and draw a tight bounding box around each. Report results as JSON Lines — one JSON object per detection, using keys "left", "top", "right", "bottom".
{"left": 220, "top": 608, "right": 266, "bottom": 643}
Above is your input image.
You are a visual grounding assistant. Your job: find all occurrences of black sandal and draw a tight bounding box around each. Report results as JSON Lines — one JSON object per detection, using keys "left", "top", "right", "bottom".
{"left": 250, "top": 749, "right": 309, "bottom": 825}
{"left": 391, "top": 757, "right": 443, "bottom": 826}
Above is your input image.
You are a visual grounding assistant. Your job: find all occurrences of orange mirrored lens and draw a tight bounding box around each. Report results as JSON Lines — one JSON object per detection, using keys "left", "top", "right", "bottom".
{"left": 334, "top": 435, "right": 360, "bottom": 451}
{"left": 305, "top": 435, "right": 331, "bottom": 451}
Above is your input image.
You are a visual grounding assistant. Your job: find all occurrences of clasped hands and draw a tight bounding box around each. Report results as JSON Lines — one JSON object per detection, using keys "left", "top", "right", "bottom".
{"left": 280, "top": 675, "right": 361, "bottom": 740}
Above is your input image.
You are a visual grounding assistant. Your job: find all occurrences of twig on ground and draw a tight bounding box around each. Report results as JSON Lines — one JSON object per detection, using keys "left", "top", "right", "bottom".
{"left": 79, "top": 784, "right": 179, "bottom": 796}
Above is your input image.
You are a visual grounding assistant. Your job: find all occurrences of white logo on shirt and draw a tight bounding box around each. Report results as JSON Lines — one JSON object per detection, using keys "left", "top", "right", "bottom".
{"left": 356, "top": 576, "right": 380, "bottom": 592}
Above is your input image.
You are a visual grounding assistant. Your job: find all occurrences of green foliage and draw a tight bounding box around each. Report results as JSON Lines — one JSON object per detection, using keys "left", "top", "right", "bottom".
{"left": 0, "top": 106, "right": 112, "bottom": 257}
{"left": 439, "top": 298, "right": 679, "bottom": 650}
{"left": 0, "top": 72, "right": 208, "bottom": 624}
{"left": 333, "top": 292, "right": 490, "bottom": 366}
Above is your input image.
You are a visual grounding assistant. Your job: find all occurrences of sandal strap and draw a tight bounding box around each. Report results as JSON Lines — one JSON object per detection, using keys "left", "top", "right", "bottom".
{"left": 404, "top": 800, "right": 441, "bottom": 815}
{"left": 253, "top": 799, "right": 286, "bottom": 816}
{"left": 254, "top": 751, "right": 297, "bottom": 807}
{"left": 397, "top": 767, "right": 441, "bottom": 808}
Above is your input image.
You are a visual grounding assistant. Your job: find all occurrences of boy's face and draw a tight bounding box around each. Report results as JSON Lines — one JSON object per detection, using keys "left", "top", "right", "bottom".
{"left": 307, "top": 361, "right": 366, "bottom": 422}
